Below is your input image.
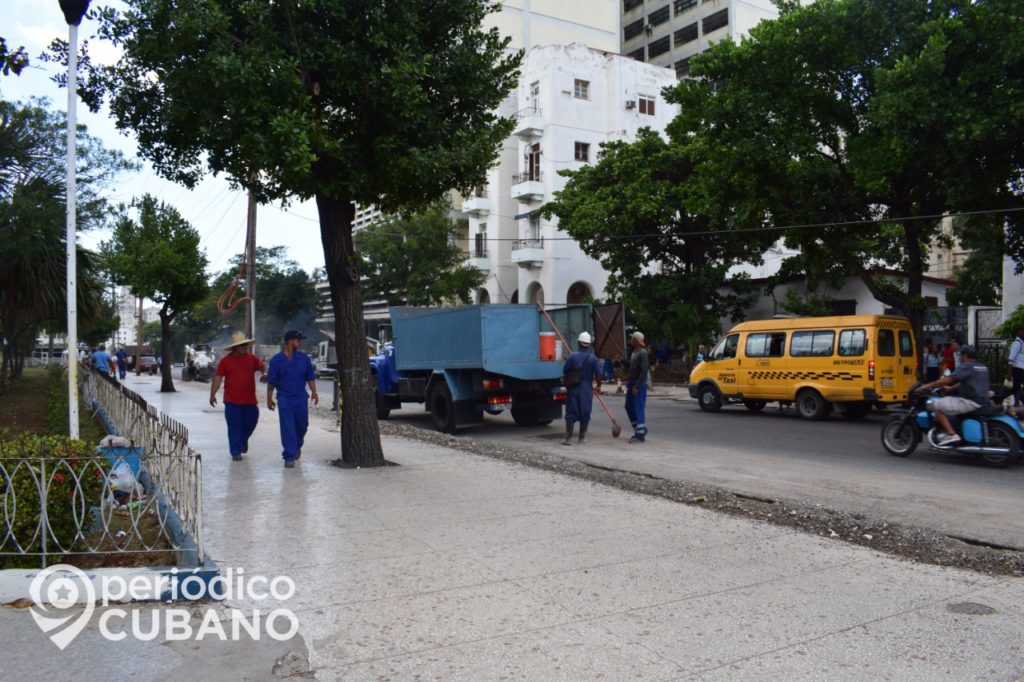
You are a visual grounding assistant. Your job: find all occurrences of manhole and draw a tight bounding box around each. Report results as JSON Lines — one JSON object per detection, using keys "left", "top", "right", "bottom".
{"left": 947, "top": 602, "right": 997, "bottom": 616}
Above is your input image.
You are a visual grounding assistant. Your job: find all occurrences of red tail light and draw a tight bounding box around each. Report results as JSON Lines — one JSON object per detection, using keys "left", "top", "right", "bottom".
{"left": 487, "top": 394, "right": 512, "bottom": 406}
{"left": 553, "top": 388, "right": 567, "bottom": 402}
{"left": 482, "top": 378, "right": 505, "bottom": 391}
{"left": 868, "top": 360, "right": 875, "bottom": 381}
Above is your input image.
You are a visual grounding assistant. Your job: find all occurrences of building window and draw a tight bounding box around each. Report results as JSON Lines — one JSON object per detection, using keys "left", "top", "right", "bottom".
{"left": 474, "top": 231, "right": 487, "bottom": 258}
{"left": 648, "top": 35, "right": 670, "bottom": 58}
{"left": 624, "top": 19, "right": 645, "bottom": 41}
{"left": 674, "top": 22, "right": 698, "bottom": 46}
{"left": 628, "top": 47, "right": 646, "bottom": 62}
{"left": 624, "top": 0, "right": 643, "bottom": 11}
{"left": 638, "top": 95, "right": 655, "bottom": 115}
{"left": 675, "top": 58, "right": 691, "bottom": 77}
{"left": 574, "top": 142, "right": 590, "bottom": 162}
{"left": 648, "top": 5, "right": 671, "bottom": 27}
{"left": 703, "top": 8, "right": 729, "bottom": 33}
{"left": 573, "top": 79, "right": 590, "bottom": 100}
{"left": 674, "top": 0, "right": 697, "bottom": 14}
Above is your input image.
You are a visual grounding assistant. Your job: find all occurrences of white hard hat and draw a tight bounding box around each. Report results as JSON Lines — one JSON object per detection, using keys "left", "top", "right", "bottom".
{"left": 578, "top": 331, "right": 592, "bottom": 346}
{"left": 631, "top": 331, "right": 645, "bottom": 343}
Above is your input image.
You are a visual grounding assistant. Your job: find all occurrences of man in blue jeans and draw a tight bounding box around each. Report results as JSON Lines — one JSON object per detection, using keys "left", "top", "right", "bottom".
{"left": 267, "top": 330, "right": 319, "bottom": 469}
{"left": 625, "top": 331, "right": 649, "bottom": 443}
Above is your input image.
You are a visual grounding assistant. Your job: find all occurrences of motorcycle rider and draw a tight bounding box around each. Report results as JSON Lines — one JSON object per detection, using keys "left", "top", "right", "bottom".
{"left": 915, "top": 344, "right": 990, "bottom": 446}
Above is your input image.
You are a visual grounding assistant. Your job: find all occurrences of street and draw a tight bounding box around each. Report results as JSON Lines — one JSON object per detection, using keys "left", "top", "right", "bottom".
{"left": 362, "top": 383, "right": 1024, "bottom": 550}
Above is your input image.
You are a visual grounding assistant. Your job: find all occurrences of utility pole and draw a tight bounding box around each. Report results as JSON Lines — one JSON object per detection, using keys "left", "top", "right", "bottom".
{"left": 59, "top": 0, "right": 91, "bottom": 439}
{"left": 245, "top": 191, "right": 257, "bottom": 341}
{"left": 135, "top": 294, "right": 144, "bottom": 375}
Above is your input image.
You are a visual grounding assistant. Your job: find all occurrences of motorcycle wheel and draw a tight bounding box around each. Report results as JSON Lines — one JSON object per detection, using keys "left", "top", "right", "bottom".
{"left": 881, "top": 415, "right": 919, "bottom": 457}
{"left": 981, "top": 422, "right": 1020, "bottom": 468}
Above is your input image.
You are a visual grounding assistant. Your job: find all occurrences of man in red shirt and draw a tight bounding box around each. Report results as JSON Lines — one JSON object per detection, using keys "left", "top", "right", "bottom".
{"left": 210, "top": 332, "right": 266, "bottom": 461}
{"left": 941, "top": 337, "right": 960, "bottom": 373}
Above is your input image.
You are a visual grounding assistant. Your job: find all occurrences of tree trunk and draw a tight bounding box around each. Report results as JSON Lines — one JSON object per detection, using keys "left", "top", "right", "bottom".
{"left": 315, "top": 191, "right": 385, "bottom": 467}
{"left": 159, "top": 308, "right": 176, "bottom": 393}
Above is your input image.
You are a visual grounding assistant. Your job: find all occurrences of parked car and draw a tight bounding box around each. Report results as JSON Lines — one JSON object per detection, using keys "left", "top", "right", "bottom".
{"left": 139, "top": 355, "right": 159, "bottom": 375}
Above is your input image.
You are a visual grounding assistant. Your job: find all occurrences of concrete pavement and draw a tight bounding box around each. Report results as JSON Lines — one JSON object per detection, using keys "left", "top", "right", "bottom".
{"left": 2, "top": 373, "right": 1022, "bottom": 680}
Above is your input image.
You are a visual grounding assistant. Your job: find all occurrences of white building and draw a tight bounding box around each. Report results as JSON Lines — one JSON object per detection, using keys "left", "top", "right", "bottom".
{"left": 1004, "top": 256, "right": 1024, "bottom": 320}
{"left": 465, "top": 44, "right": 677, "bottom": 306}
{"left": 621, "top": 0, "right": 782, "bottom": 77}
{"left": 112, "top": 286, "right": 138, "bottom": 348}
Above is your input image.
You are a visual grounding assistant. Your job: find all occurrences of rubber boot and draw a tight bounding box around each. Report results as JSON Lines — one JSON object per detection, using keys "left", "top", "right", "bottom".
{"left": 578, "top": 422, "right": 588, "bottom": 445}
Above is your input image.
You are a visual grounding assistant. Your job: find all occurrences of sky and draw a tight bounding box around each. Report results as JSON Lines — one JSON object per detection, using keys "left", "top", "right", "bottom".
{"left": 2, "top": 0, "right": 328, "bottom": 276}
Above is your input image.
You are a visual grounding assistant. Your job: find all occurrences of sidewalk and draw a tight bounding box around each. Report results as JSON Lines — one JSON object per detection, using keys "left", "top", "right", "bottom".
{"left": 3, "top": 373, "right": 1022, "bottom": 680}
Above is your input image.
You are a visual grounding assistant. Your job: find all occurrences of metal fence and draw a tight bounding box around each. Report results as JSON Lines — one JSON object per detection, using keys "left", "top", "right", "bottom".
{"left": 0, "top": 370, "right": 203, "bottom": 568}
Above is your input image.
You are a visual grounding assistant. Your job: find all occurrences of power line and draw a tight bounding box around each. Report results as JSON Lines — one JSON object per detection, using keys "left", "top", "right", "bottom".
{"left": 276, "top": 205, "right": 1024, "bottom": 241}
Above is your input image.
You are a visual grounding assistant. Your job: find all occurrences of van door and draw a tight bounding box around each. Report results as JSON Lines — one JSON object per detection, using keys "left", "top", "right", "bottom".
{"left": 896, "top": 327, "right": 916, "bottom": 400}
{"left": 708, "top": 332, "right": 741, "bottom": 395}
{"left": 874, "top": 328, "right": 898, "bottom": 401}
{"left": 744, "top": 331, "right": 787, "bottom": 398}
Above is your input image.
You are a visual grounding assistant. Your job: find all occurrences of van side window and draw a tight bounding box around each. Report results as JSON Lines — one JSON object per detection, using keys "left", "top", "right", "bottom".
{"left": 838, "top": 329, "right": 866, "bottom": 357}
{"left": 790, "top": 330, "right": 835, "bottom": 357}
{"left": 746, "top": 332, "right": 786, "bottom": 358}
{"left": 898, "top": 330, "right": 913, "bottom": 357}
{"left": 877, "top": 329, "right": 895, "bottom": 356}
{"left": 711, "top": 333, "right": 739, "bottom": 361}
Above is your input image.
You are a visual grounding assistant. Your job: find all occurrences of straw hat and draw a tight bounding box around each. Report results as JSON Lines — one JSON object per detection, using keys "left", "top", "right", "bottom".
{"left": 224, "top": 331, "right": 255, "bottom": 349}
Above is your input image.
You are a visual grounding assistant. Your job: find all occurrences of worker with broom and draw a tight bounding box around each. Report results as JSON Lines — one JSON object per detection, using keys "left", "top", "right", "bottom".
{"left": 562, "top": 331, "right": 602, "bottom": 446}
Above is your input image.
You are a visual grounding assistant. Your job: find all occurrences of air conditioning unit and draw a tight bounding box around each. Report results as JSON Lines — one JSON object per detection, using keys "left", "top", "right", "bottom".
{"left": 625, "top": 100, "right": 637, "bottom": 109}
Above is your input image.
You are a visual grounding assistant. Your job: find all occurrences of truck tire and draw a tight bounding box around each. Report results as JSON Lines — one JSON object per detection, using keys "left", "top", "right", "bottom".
{"left": 374, "top": 385, "right": 391, "bottom": 420}
{"left": 429, "top": 383, "right": 457, "bottom": 434}
{"left": 796, "top": 389, "right": 831, "bottom": 420}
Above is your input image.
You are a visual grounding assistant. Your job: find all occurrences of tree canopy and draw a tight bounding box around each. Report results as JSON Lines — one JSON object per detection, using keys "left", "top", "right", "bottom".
{"left": 80, "top": 0, "right": 523, "bottom": 466}
{"left": 102, "top": 194, "right": 209, "bottom": 392}
{"left": 356, "top": 202, "right": 486, "bottom": 307}
{"left": 665, "top": 0, "right": 1024, "bottom": 339}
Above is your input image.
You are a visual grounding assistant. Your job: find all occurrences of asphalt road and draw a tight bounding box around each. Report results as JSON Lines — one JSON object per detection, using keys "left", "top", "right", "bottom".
{"left": 362, "top": 384, "right": 1024, "bottom": 549}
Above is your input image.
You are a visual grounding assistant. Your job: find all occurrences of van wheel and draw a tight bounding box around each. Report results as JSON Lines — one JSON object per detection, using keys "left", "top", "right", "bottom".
{"left": 698, "top": 384, "right": 722, "bottom": 412}
{"left": 742, "top": 400, "right": 767, "bottom": 413}
{"left": 429, "top": 383, "right": 457, "bottom": 434}
{"left": 796, "top": 389, "right": 831, "bottom": 420}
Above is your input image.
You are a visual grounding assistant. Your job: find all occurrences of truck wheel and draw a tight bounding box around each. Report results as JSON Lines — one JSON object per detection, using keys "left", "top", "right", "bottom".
{"left": 374, "top": 386, "right": 391, "bottom": 420}
{"left": 429, "top": 383, "right": 457, "bottom": 434}
{"left": 796, "top": 389, "right": 831, "bottom": 420}
{"left": 511, "top": 407, "right": 540, "bottom": 426}
{"left": 698, "top": 384, "right": 722, "bottom": 412}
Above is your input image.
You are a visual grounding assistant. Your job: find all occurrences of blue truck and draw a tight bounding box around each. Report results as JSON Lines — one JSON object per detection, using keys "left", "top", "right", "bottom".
{"left": 369, "top": 304, "right": 607, "bottom": 433}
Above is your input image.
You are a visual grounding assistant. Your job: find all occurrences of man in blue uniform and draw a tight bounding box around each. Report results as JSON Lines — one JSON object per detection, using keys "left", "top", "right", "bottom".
{"left": 562, "top": 331, "right": 601, "bottom": 446}
{"left": 625, "top": 331, "right": 649, "bottom": 443}
{"left": 267, "top": 330, "right": 319, "bottom": 468}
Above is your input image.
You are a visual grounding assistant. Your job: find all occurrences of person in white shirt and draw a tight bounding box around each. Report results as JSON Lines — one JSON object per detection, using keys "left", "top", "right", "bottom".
{"left": 1008, "top": 328, "right": 1024, "bottom": 407}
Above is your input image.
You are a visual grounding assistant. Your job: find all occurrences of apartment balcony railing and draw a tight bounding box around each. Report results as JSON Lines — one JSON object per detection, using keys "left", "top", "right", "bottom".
{"left": 511, "top": 170, "right": 544, "bottom": 201}
{"left": 462, "top": 193, "right": 491, "bottom": 216}
{"left": 464, "top": 249, "right": 491, "bottom": 272}
{"left": 513, "top": 106, "right": 543, "bottom": 139}
{"left": 511, "top": 238, "right": 545, "bottom": 268}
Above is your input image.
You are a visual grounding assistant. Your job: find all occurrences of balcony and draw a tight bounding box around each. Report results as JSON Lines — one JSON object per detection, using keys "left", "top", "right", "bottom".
{"left": 511, "top": 170, "right": 544, "bottom": 201}
{"left": 465, "top": 249, "right": 491, "bottom": 272}
{"left": 462, "top": 193, "right": 491, "bottom": 217}
{"left": 512, "top": 106, "right": 543, "bottom": 140}
{"left": 511, "top": 238, "right": 545, "bottom": 268}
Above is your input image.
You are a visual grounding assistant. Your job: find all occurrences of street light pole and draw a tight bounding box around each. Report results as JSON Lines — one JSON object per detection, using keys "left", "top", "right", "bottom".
{"left": 59, "top": 0, "right": 90, "bottom": 439}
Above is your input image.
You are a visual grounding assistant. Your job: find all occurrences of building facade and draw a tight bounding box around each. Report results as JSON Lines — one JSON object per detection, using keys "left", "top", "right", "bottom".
{"left": 468, "top": 44, "right": 678, "bottom": 306}
{"left": 621, "top": 0, "right": 781, "bottom": 78}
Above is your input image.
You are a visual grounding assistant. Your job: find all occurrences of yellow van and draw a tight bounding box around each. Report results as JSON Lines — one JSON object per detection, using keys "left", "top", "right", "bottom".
{"left": 687, "top": 315, "right": 917, "bottom": 420}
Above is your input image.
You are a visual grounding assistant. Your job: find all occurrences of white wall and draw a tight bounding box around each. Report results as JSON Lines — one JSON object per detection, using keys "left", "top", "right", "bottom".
{"left": 1004, "top": 256, "right": 1024, "bottom": 319}
{"left": 485, "top": 0, "right": 620, "bottom": 52}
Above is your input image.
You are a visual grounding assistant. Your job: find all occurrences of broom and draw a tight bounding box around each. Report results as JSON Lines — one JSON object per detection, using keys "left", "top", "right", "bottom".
{"left": 537, "top": 303, "right": 623, "bottom": 438}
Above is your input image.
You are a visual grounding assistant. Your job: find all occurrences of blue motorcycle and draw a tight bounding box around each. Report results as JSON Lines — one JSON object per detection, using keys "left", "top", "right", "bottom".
{"left": 881, "top": 385, "right": 1023, "bottom": 467}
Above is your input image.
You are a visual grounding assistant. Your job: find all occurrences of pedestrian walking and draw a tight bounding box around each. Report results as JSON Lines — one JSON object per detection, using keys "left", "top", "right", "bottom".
{"left": 115, "top": 347, "right": 128, "bottom": 380}
{"left": 267, "top": 330, "right": 318, "bottom": 469}
{"left": 923, "top": 338, "right": 941, "bottom": 382}
{"left": 91, "top": 344, "right": 116, "bottom": 378}
{"left": 625, "top": 331, "right": 649, "bottom": 443}
{"left": 1008, "top": 328, "right": 1024, "bottom": 407}
{"left": 209, "top": 332, "right": 266, "bottom": 462}
{"left": 562, "top": 331, "right": 601, "bottom": 446}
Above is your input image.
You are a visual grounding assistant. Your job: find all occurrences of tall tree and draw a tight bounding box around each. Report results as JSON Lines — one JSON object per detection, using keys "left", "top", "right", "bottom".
{"left": 356, "top": 202, "right": 486, "bottom": 307}
{"left": 666, "top": 0, "right": 1024, "bottom": 343}
{"left": 102, "top": 194, "right": 209, "bottom": 392}
{"left": 544, "top": 129, "right": 773, "bottom": 345}
{"left": 945, "top": 216, "right": 1005, "bottom": 307}
{"left": 81, "top": 0, "right": 521, "bottom": 466}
